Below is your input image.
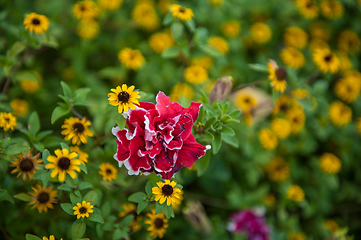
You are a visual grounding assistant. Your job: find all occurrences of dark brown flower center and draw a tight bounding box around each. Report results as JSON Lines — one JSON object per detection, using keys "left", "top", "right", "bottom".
{"left": 80, "top": 5, "right": 86, "bottom": 12}
{"left": 324, "top": 55, "right": 332, "bottom": 62}
{"left": 179, "top": 7, "right": 186, "bottom": 13}
{"left": 275, "top": 68, "right": 288, "bottom": 80}
{"left": 73, "top": 123, "right": 85, "bottom": 133}
{"left": 118, "top": 91, "right": 130, "bottom": 103}
{"left": 37, "top": 192, "right": 50, "bottom": 203}
{"left": 79, "top": 207, "right": 87, "bottom": 214}
{"left": 106, "top": 169, "right": 112, "bottom": 175}
{"left": 19, "top": 158, "right": 34, "bottom": 172}
{"left": 244, "top": 97, "right": 250, "bottom": 103}
{"left": 32, "top": 18, "right": 40, "bottom": 25}
{"left": 58, "top": 157, "right": 71, "bottom": 170}
{"left": 154, "top": 218, "right": 164, "bottom": 229}
{"left": 280, "top": 104, "right": 288, "bottom": 111}
{"left": 161, "top": 184, "right": 173, "bottom": 196}
{"left": 293, "top": 117, "right": 299, "bottom": 123}
{"left": 4, "top": 118, "right": 9, "bottom": 122}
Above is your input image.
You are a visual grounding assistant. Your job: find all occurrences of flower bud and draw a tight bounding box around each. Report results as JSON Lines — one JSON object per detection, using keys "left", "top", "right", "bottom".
{"left": 209, "top": 75, "right": 233, "bottom": 104}
{"left": 183, "top": 201, "right": 212, "bottom": 235}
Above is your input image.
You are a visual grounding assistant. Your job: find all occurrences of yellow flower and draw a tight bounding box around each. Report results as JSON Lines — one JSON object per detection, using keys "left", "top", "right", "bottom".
{"left": 258, "top": 128, "right": 278, "bottom": 150}
{"left": 280, "top": 47, "right": 305, "bottom": 69}
{"left": 334, "top": 74, "right": 361, "bottom": 103}
{"left": 170, "top": 83, "right": 194, "bottom": 102}
{"left": 0, "top": 112, "right": 17, "bottom": 131}
{"left": 288, "top": 232, "right": 307, "bottom": 240}
{"left": 10, "top": 149, "right": 42, "bottom": 181}
{"left": 23, "top": 13, "right": 49, "bottom": 34}
{"left": 145, "top": 209, "right": 168, "bottom": 239}
{"left": 73, "top": 201, "right": 94, "bottom": 219}
{"left": 271, "top": 118, "right": 291, "bottom": 139}
{"left": 158, "top": 0, "right": 175, "bottom": 14}
{"left": 325, "top": 219, "right": 339, "bottom": 233}
{"left": 295, "top": 0, "right": 318, "bottom": 19}
{"left": 292, "top": 89, "right": 308, "bottom": 99}
{"left": 189, "top": 56, "right": 214, "bottom": 70}
{"left": 264, "top": 194, "right": 276, "bottom": 206}
{"left": 210, "top": 0, "right": 224, "bottom": 6}
{"left": 72, "top": 0, "right": 100, "bottom": 19}
{"left": 29, "top": 185, "right": 58, "bottom": 213}
{"left": 286, "top": 107, "right": 305, "bottom": 134}
{"left": 132, "top": 2, "right": 160, "bottom": 31}
{"left": 152, "top": 180, "right": 182, "bottom": 206}
{"left": 149, "top": 32, "right": 174, "bottom": 53}
{"left": 266, "top": 157, "right": 289, "bottom": 182}
{"left": 320, "top": 153, "right": 341, "bottom": 174}
{"left": 46, "top": 148, "right": 81, "bottom": 182}
{"left": 118, "top": 48, "right": 145, "bottom": 70}
{"left": 267, "top": 59, "right": 287, "bottom": 93}
{"left": 320, "top": 0, "right": 344, "bottom": 19}
{"left": 61, "top": 117, "right": 94, "bottom": 145}
{"left": 328, "top": 101, "right": 352, "bottom": 126}
{"left": 338, "top": 52, "right": 352, "bottom": 72}
{"left": 250, "top": 22, "right": 272, "bottom": 44}
{"left": 10, "top": 99, "right": 29, "bottom": 117}
{"left": 99, "top": 163, "right": 118, "bottom": 181}
{"left": 338, "top": 30, "right": 360, "bottom": 54}
{"left": 208, "top": 36, "right": 229, "bottom": 55}
{"left": 234, "top": 90, "right": 258, "bottom": 113}
{"left": 69, "top": 146, "right": 88, "bottom": 165}
{"left": 221, "top": 20, "right": 241, "bottom": 38}
{"left": 286, "top": 184, "right": 305, "bottom": 202}
{"left": 273, "top": 95, "right": 298, "bottom": 115}
{"left": 313, "top": 48, "right": 340, "bottom": 73}
{"left": 76, "top": 18, "right": 99, "bottom": 39}
{"left": 169, "top": 4, "right": 194, "bottom": 21}
{"left": 108, "top": 84, "right": 140, "bottom": 113}
{"left": 43, "top": 235, "right": 63, "bottom": 240}
{"left": 119, "top": 203, "right": 142, "bottom": 232}
{"left": 184, "top": 65, "right": 208, "bottom": 84}
{"left": 20, "top": 80, "right": 40, "bottom": 93}
{"left": 309, "top": 38, "right": 329, "bottom": 51}
{"left": 310, "top": 22, "right": 329, "bottom": 41}
{"left": 283, "top": 26, "right": 308, "bottom": 49}
{"left": 98, "top": 0, "right": 123, "bottom": 10}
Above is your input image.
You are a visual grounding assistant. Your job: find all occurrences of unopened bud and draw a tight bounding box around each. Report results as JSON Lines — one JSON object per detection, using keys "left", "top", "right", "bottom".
{"left": 209, "top": 75, "right": 233, "bottom": 104}
{"left": 183, "top": 201, "right": 212, "bottom": 235}
{"left": 194, "top": 122, "right": 205, "bottom": 134}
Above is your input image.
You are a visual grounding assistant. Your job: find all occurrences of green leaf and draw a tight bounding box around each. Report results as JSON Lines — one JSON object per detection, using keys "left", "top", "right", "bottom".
{"left": 155, "top": 202, "right": 162, "bottom": 215}
{"left": 70, "top": 192, "right": 82, "bottom": 205}
{"left": 14, "top": 193, "right": 32, "bottom": 202}
{"left": 72, "top": 221, "right": 86, "bottom": 240}
{"left": 114, "top": 115, "right": 126, "bottom": 130}
{"left": 199, "top": 44, "right": 222, "bottom": 57}
{"left": 175, "top": 183, "right": 183, "bottom": 190}
{"left": 41, "top": 171, "right": 51, "bottom": 186}
{"left": 185, "top": 19, "right": 196, "bottom": 32}
{"left": 51, "top": 106, "right": 70, "bottom": 124}
{"left": 58, "top": 184, "right": 72, "bottom": 191}
{"left": 171, "top": 22, "right": 184, "bottom": 39}
{"left": 161, "top": 47, "right": 180, "bottom": 59}
{"left": 35, "top": 130, "right": 52, "bottom": 141}
{"left": 61, "top": 203, "right": 75, "bottom": 216}
{"left": 25, "top": 234, "right": 42, "bottom": 240}
{"left": 61, "top": 81, "right": 72, "bottom": 98}
{"left": 96, "top": 223, "right": 104, "bottom": 238}
{"left": 79, "top": 182, "right": 92, "bottom": 190}
{"left": 128, "top": 192, "right": 146, "bottom": 203}
{"left": 101, "top": 201, "right": 111, "bottom": 217}
{"left": 83, "top": 191, "right": 98, "bottom": 206}
{"left": 15, "top": 70, "right": 39, "bottom": 83}
{"left": 0, "top": 189, "right": 7, "bottom": 198}
{"left": 72, "top": 88, "right": 90, "bottom": 103}
{"left": 247, "top": 63, "right": 268, "bottom": 72}
{"left": 145, "top": 181, "right": 153, "bottom": 195}
{"left": 221, "top": 125, "right": 235, "bottom": 136}
{"left": 137, "top": 200, "right": 148, "bottom": 214}
{"left": 33, "top": 142, "right": 44, "bottom": 152}
{"left": 88, "top": 212, "right": 104, "bottom": 224}
{"left": 28, "top": 111, "right": 40, "bottom": 136}
{"left": 162, "top": 203, "right": 174, "bottom": 219}
{"left": 79, "top": 163, "right": 87, "bottom": 174}
{"left": 121, "top": 215, "right": 134, "bottom": 227}
{"left": 205, "top": 117, "right": 217, "bottom": 130}
{"left": 4, "top": 144, "right": 30, "bottom": 155}
{"left": 0, "top": 137, "right": 10, "bottom": 149}
{"left": 195, "top": 149, "right": 211, "bottom": 177}
{"left": 162, "top": 12, "right": 174, "bottom": 25}
{"left": 222, "top": 135, "right": 239, "bottom": 148}
{"left": 212, "top": 132, "right": 222, "bottom": 154}
{"left": 8, "top": 41, "right": 26, "bottom": 58}
{"left": 60, "top": 143, "right": 71, "bottom": 152}
{"left": 0, "top": 191, "right": 14, "bottom": 204}
{"left": 42, "top": 149, "right": 50, "bottom": 165}
{"left": 229, "top": 109, "right": 242, "bottom": 119}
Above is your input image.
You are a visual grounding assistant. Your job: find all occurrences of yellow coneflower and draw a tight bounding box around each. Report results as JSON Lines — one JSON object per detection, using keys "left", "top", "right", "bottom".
{"left": 280, "top": 47, "right": 305, "bottom": 69}
{"left": 271, "top": 118, "right": 291, "bottom": 139}
{"left": 20, "top": 80, "right": 40, "bottom": 93}
{"left": 69, "top": 146, "right": 88, "bottom": 165}
{"left": 208, "top": 36, "right": 229, "bottom": 55}
{"left": 184, "top": 65, "right": 208, "bottom": 84}
{"left": 338, "top": 30, "right": 360, "bottom": 54}
{"left": 286, "top": 184, "right": 305, "bottom": 202}
{"left": 46, "top": 148, "right": 81, "bottom": 182}
{"left": 119, "top": 203, "right": 142, "bottom": 232}
{"left": 313, "top": 48, "right": 340, "bottom": 73}
{"left": 250, "top": 22, "right": 272, "bottom": 44}
{"left": 98, "top": 0, "right": 123, "bottom": 11}
{"left": 108, "top": 84, "right": 140, "bottom": 113}
{"left": 10, "top": 99, "right": 29, "bottom": 117}
{"left": 221, "top": 20, "right": 241, "bottom": 38}
{"left": 295, "top": 0, "right": 318, "bottom": 19}
{"left": 234, "top": 90, "right": 258, "bottom": 113}
{"left": 338, "top": 52, "right": 352, "bottom": 72}
{"left": 320, "top": 0, "right": 344, "bottom": 19}
{"left": 189, "top": 56, "right": 214, "bottom": 70}
{"left": 72, "top": 0, "right": 100, "bottom": 19}
{"left": 132, "top": 2, "right": 160, "bottom": 31}
{"left": 29, "top": 184, "right": 58, "bottom": 213}
{"left": 73, "top": 201, "right": 94, "bottom": 218}
{"left": 283, "top": 26, "right": 308, "bottom": 49}
{"left": 76, "top": 18, "right": 99, "bottom": 40}
{"left": 319, "top": 153, "right": 341, "bottom": 174}
{"left": 328, "top": 101, "right": 352, "bottom": 126}
{"left": 169, "top": 4, "right": 194, "bottom": 21}
{"left": 149, "top": 32, "right": 174, "bottom": 53}
{"left": 334, "top": 74, "right": 361, "bottom": 103}
{"left": 61, "top": 117, "right": 94, "bottom": 145}
{"left": 0, "top": 112, "right": 17, "bottom": 131}
{"left": 118, "top": 48, "right": 145, "bottom": 71}
{"left": 286, "top": 107, "right": 305, "bottom": 134}
{"left": 42, "top": 235, "right": 63, "bottom": 240}
{"left": 258, "top": 128, "right": 278, "bottom": 150}
{"left": 99, "top": 163, "right": 118, "bottom": 181}
{"left": 158, "top": 0, "right": 175, "bottom": 14}
{"left": 310, "top": 22, "right": 329, "bottom": 41}
{"left": 265, "top": 157, "right": 290, "bottom": 182}
{"left": 288, "top": 232, "right": 307, "bottom": 240}
{"left": 23, "top": 13, "right": 49, "bottom": 34}
{"left": 10, "top": 150, "right": 42, "bottom": 181}
{"left": 145, "top": 209, "right": 168, "bottom": 239}
{"left": 325, "top": 219, "right": 339, "bottom": 233}
{"left": 292, "top": 89, "right": 309, "bottom": 99}
{"left": 170, "top": 83, "right": 194, "bottom": 102}
{"left": 267, "top": 59, "right": 287, "bottom": 93}
{"left": 152, "top": 180, "right": 182, "bottom": 206}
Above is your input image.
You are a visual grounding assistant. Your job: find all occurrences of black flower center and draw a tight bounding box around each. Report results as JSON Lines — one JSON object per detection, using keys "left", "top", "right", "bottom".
{"left": 79, "top": 207, "right": 87, "bottom": 214}
{"left": 275, "top": 68, "right": 288, "bottom": 80}
{"left": 293, "top": 117, "right": 299, "bottom": 123}
{"left": 324, "top": 55, "right": 332, "bottom": 62}
{"left": 58, "top": 157, "right": 71, "bottom": 170}
{"left": 19, "top": 158, "right": 34, "bottom": 172}
{"left": 244, "top": 97, "right": 250, "bottom": 103}
{"left": 4, "top": 118, "right": 9, "bottom": 122}
{"left": 179, "top": 7, "right": 186, "bottom": 13}
{"left": 154, "top": 218, "right": 164, "bottom": 229}
{"left": 280, "top": 104, "right": 288, "bottom": 111}
{"left": 106, "top": 169, "right": 112, "bottom": 175}
{"left": 37, "top": 192, "right": 50, "bottom": 203}
{"left": 80, "top": 5, "right": 86, "bottom": 11}
{"left": 118, "top": 91, "right": 130, "bottom": 103}
{"left": 161, "top": 184, "right": 173, "bottom": 196}
{"left": 73, "top": 123, "right": 85, "bottom": 133}
{"left": 32, "top": 18, "right": 40, "bottom": 25}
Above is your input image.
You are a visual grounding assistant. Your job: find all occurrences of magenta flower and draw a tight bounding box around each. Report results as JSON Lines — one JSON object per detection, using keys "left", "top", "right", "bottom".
{"left": 112, "top": 91, "right": 210, "bottom": 179}
{"left": 228, "top": 209, "right": 270, "bottom": 240}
